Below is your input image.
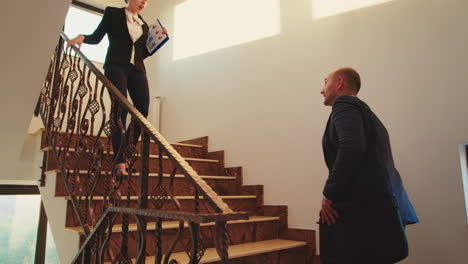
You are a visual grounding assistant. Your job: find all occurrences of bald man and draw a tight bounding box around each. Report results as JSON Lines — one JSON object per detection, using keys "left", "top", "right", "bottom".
{"left": 319, "top": 68, "right": 418, "bottom": 264}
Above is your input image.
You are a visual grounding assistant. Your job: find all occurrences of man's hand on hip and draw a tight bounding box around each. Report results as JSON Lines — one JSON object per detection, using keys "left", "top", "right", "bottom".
{"left": 320, "top": 197, "right": 339, "bottom": 226}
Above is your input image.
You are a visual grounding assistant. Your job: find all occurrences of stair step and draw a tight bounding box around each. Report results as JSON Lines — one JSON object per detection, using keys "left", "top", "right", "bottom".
{"left": 43, "top": 148, "right": 218, "bottom": 163}
{"left": 65, "top": 196, "right": 258, "bottom": 227}
{"left": 51, "top": 169, "right": 238, "bottom": 197}
{"left": 63, "top": 195, "right": 256, "bottom": 201}
{"left": 45, "top": 150, "right": 224, "bottom": 176}
{"left": 41, "top": 131, "right": 207, "bottom": 159}
{"left": 39, "top": 129, "right": 204, "bottom": 148}
{"left": 116, "top": 239, "right": 307, "bottom": 264}
{"left": 166, "top": 142, "right": 202, "bottom": 148}
{"left": 45, "top": 169, "right": 235, "bottom": 180}
{"left": 42, "top": 142, "right": 202, "bottom": 150}
{"left": 65, "top": 216, "right": 280, "bottom": 234}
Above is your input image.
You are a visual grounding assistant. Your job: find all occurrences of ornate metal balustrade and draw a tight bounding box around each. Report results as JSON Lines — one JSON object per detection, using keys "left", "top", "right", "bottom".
{"left": 35, "top": 33, "right": 248, "bottom": 264}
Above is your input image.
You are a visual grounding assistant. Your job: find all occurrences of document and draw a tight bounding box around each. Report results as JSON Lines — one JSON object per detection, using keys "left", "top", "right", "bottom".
{"left": 146, "top": 19, "right": 169, "bottom": 56}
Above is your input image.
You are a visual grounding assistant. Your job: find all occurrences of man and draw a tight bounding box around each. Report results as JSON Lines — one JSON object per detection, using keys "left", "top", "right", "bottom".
{"left": 319, "top": 68, "right": 418, "bottom": 264}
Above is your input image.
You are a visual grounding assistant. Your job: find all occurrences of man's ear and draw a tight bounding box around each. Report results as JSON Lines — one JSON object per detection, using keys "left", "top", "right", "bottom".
{"left": 336, "top": 77, "right": 344, "bottom": 90}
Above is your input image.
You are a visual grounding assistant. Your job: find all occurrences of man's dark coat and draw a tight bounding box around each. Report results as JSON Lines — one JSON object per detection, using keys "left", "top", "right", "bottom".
{"left": 321, "top": 95, "right": 418, "bottom": 264}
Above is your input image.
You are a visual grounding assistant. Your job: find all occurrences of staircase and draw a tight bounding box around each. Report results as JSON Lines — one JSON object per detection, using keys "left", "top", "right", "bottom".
{"left": 35, "top": 33, "right": 317, "bottom": 263}
{"left": 42, "top": 132, "right": 316, "bottom": 263}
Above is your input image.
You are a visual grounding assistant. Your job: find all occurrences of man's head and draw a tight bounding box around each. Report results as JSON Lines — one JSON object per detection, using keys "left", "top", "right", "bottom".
{"left": 320, "top": 67, "right": 361, "bottom": 106}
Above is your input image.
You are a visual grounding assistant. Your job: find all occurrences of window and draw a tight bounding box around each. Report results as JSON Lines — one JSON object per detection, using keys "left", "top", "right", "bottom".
{"left": 0, "top": 185, "right": 59, "bottom": 263}
{"left": 459, "top": 144, "right": 468, "bottom": 222}
{"left": 64, "top": 6, "right": 109, "bottom": 63}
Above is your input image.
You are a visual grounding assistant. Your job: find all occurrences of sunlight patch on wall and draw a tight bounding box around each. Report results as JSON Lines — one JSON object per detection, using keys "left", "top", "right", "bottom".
{"left": 173, "top": 0, "right": 280, "bottom": 60}
{"left": 312, "top": 0, "right": 393, "bottom": 19}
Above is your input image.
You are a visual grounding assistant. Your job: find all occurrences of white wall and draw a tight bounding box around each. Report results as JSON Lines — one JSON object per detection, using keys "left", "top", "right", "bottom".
{"left": 0, "top": 0, "right": 72, "bottom": 182}
{"left": 143, "top": 0, "right": 468, "bottom": 263}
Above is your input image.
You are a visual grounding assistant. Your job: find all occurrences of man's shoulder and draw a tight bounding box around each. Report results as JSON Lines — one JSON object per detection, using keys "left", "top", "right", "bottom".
{"left": 334, "top": 95, "right": 362, "bottom": 105}
{"left": 332, "top": 95, "right": 363, "bottom": 111}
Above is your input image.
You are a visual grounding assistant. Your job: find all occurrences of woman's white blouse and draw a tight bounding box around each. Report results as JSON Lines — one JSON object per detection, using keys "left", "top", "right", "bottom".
{"left": 125, "top": 9, "right": 144, "bottom": 65}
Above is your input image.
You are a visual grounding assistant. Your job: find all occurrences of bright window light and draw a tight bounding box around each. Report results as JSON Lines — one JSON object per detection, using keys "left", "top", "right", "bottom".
{"left": 312, "top": 0, "right": 393, "bottom": 19}
{"left": 459, "top": 144, "right": 468, "bottom": 222}
{"left": 0, "top": 195, "right": 40, "bottom": 262}
{"left": 64, "top": 7, "right": 109, "bottom": 63}
{"left": 173, "top": 0, "right": 281, "bottom": 60}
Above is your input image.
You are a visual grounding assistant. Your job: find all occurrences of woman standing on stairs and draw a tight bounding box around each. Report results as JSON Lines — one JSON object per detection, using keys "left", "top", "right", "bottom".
{"left": 67, "top": 0, "right": 167, "bottom": 174}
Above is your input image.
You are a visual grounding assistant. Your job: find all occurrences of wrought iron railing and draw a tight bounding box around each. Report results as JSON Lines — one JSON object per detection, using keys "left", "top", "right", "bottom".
{"left": 35, "top": 33, "right": 248, "bottom": 264}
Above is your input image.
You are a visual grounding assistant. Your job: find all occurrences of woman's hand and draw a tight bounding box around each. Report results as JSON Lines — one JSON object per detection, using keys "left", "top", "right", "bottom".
{"left": 67, "top": 35, "right": 85, "bottom": 49}
{"left": 162, "top": 27, "right": 168, "bottom": 35}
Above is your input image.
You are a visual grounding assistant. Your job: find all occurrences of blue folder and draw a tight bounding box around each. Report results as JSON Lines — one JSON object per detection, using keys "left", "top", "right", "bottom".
{"left": 146, "top": 19, "right": 170, "bottom": 56}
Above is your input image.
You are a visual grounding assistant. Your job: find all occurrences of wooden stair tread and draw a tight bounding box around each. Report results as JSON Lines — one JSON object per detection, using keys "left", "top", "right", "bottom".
{"left": 45, "top": 169, "right": 235, "bottom": 180}
{"left": 38, "top": 129, "right": 204, "bottom": 148}
{"left": 42, "top": 142, "right": 202, "bottom": 149}
{"left": 171, "top": 142, "right": 203, "bottom": 148}
{"left": 65, "top": 216, "right": 280, "bottom": 234}
{"left": 106, "top": 239, "right": 307, "bottom": 264}
{"left": 42, "top": 147, "right": 218, "bottom": 163}
{"left": 62, "top": 195, "right": 256, "bottom": 201}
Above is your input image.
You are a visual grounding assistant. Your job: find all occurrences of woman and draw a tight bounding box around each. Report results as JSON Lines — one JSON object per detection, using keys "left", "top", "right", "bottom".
{"left": 68, "top": 0, "right": 166, "bottom": 174}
